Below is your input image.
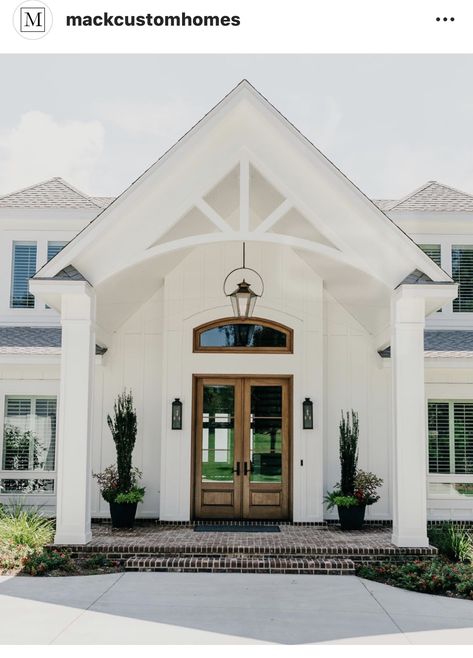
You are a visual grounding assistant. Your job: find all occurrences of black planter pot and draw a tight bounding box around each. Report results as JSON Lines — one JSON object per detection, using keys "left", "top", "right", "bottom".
{"left": 337, "top": 504, "right": 366, "bottom": 530}
{"left": 109, "top": 501, "right": 138, "bottom": 528}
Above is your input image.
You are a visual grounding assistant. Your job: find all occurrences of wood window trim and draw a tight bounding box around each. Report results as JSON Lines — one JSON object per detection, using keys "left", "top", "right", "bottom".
{"left": 193, "top": 317, "right": 293, "bottom": 354}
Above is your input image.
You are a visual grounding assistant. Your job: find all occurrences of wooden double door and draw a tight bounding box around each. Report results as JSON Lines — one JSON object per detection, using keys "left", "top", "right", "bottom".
{"left": 194, "top": 376, "right": 291, "bottom": 520}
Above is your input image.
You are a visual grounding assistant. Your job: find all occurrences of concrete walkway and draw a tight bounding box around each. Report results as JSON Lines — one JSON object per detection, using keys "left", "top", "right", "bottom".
{"left": 0, "top": 573, "right": 473, "bottom": 644}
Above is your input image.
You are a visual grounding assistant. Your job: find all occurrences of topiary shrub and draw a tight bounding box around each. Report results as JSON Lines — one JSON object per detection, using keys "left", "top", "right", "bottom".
{"left": 107, "top": 390, "right": 137, "bottom": 493}
{"left": 339, "top": 410, "right": 359, "bottom": 496}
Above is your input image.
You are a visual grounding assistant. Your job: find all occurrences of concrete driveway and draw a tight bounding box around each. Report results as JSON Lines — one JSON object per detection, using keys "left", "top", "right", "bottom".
{"left": 0, "top": 573, "right": 473, "bottom": 644}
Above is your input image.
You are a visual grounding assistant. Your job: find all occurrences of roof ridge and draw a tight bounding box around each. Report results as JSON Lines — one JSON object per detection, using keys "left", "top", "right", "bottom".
{"left": 0, "top": 176, "right": 102, "bottom": 207}
{"left": 55, "top": 178, "right": 102, "bottom": 208}
{"left": 427, "top": 180, "right": 473, "bottom": 199}
{"left": 0, "top": 176, "right": 103, "bottom": 209}
{"left": 387, "top": 181, "right": 437, "bottom": 211}
{"left": 388, "top": 180, "right": 473, "bottom": 212}
{"left": 0, "top": 176, "right": 64, "bottom": 201}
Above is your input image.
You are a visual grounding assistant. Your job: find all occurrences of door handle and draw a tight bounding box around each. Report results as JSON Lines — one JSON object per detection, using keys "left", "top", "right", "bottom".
{"left": 233, "top": 462, "right": 240, "bottom": 476}
{"left": 244, "top": 461, "right": 253, "bottom": 476}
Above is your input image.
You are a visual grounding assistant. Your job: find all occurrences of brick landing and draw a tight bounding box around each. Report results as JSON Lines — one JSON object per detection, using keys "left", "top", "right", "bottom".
{"left": 57, "top": 524, "right": 437, "bottom": 575}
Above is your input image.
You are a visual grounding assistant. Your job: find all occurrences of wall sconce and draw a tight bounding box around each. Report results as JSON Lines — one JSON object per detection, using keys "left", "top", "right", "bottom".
{"left": 302, "top": 398, "right": 313, "bottom": 429}
{"left": 171, "top": 398, "right": 182, "bottom": 430}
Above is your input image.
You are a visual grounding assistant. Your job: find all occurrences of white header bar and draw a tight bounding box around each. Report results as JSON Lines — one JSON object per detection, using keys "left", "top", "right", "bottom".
{"left": 1, "top": 0, "right": 473, "bottom": 54}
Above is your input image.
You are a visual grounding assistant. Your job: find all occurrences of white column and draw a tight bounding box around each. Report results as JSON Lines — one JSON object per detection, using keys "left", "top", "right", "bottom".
{"left": 54, "top": 284, "right": 96, "bottom": 544}
{"left": 391, "top": 286, "right": 428, "bottom": 547}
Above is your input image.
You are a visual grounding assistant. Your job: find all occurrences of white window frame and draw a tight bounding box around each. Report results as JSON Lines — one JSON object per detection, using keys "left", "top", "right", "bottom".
{"left": 427, "top": 398, "right": 473, "bottom": 498}
{"left": 0, "top": 230, "right": 74, "bottom": 322}
{"left": 0, "top": 394, "right": 58, "bottom": 496}
{"left": 413, "top": 234, "right": 473, "bottom": 327}
{"left": 10, "top": 240, "right": 38, "bottom": 310}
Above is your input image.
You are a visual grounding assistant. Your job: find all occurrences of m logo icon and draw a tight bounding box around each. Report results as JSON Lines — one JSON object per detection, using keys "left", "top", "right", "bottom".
{"left": 20, "top": 7, "right": 45, "bottom": 32}
{"left": 13, "top": 1, "right": 52, "bottom": 39}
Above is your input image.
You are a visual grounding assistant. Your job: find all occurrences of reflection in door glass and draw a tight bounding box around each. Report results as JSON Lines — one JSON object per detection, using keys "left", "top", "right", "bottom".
{"left": 202, "top": 385, "right": 235, "bottom": 482}
{"left": 250, "top": 386, "right": 282, "bottom": 483}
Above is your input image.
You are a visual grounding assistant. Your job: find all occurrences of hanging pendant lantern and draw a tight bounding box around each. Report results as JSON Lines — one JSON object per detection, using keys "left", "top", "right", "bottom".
{"left": 223, "top": 243, "right": 264, "bottom": 318}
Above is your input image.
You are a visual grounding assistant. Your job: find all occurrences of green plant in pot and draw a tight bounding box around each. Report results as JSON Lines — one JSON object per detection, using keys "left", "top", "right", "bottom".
{"left": 324, "top": 410, "right": 382, "bottom": 530}
{"left": 93, "top": 390, "right": 145, "bottom": 528}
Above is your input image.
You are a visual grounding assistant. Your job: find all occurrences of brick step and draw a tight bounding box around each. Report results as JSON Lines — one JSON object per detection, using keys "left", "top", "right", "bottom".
{"left": 124, "top": 554, "right": 356, "bottom": 575}
{"left": 66, "top": 543, "right": 437, "bottom": 561}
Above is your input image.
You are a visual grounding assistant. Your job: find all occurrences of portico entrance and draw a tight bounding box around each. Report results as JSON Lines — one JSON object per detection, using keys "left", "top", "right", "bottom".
{"left": 193, "top": 376, "right": 291, "bottom": 520}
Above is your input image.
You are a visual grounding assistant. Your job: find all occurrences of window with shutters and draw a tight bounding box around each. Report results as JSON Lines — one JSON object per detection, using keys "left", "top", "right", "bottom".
{"left": 419, "top": 244, "right": 441, "bottom": 267}
{"left": 428, "top": 400, "right": 473, "bottom": 499}
{"left": 452, "top": 245, "right": 473, "bottom": 313}
{"left": 10, "top": 242, "right": 37, "bottom": 308}
{"left": 1, "top": 396, "right": 57, "bottom": 494}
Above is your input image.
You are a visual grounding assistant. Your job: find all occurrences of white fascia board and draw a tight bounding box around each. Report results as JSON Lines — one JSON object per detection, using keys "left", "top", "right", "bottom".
{"left": 390, "top": 212, "right": 473, "bottom": 237}
{"left": 0, "top": 353, "right": 61, "bottom": 365}
{"left": 33, "top": 81, "right": 448, "bottom": 288}
{"left": 0, "top": 353, "right": 103, "bottom": 365}
{"left": 240, "top": 94, "right": 452, "bottom": 284}
{"left": 375, "top": 283, "right": 458, "bottom": 350}
{"left": 394, "top": 282, "right": 458, "bottom": 300}
{"left": 0, "top": 207, "right": 99, "bottom": 222}
{"left": 387, "top": 210, "right": 473, "bottom": 223}
{"left": 395, "top": 282, "right": 458, "bottom": 317}
{"left": 29, "top": 278, "right": 92, "bottom": 297}
{"left": 34, "top": 85, "right": 255, "bottom": 279}
{"left": 381, "top": 357, "right": 473, "bottom": 369}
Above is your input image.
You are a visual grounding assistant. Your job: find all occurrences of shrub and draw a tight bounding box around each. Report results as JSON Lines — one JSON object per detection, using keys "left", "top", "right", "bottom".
{"left": 324, "top": 492, "right": 358, "bottom": 509}
{"left": 93, "top": 464, "right": 143, "bottom": 503}
{"left": 339, "top": 410, "right": 358, "bottom": 496}
{"left": 94, "top": 390, "right": 145, "bottom": 507}
{"left": 115, "top": 488, "right": 145, "bottom": 504}
{"left": 23, "top": 547, "right": 75, "bottom": 576}
{"left": 80, "top": 554, "right": 115, "bottom": 570}
{"left": 358, "top": 559, "right": 473, "bottom": 598}
{"left": 107, "top": 390, "right": 137, "bottom": 493}
{"left": 0, "top": 540, "right": 34, "bottom": 572}
{"left": 353, "top": 470, "right": 383, "bottom": 506}
{"left": 0, "top": 507, "right": 54, "bottom": 549}
{"left": 428, "top": 524, "right": 473, "bottom": 563}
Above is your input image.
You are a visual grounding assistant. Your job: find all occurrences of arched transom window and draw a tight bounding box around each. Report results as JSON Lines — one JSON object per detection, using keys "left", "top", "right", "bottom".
{"left": 193, "top": 318, "right": 293, "bottom": 353}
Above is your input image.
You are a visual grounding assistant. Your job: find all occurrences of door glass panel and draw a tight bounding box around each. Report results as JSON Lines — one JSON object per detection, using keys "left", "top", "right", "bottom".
{"left": 202, "top": 385, "right": 235, "bottom": 482}
{"left": 250, "top": 386, "right": 282, "bottom": 483}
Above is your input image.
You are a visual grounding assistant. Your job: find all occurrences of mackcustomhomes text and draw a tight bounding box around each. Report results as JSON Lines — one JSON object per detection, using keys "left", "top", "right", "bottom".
{"left": 66, "top": 12, "right": 241, "bottom": 27}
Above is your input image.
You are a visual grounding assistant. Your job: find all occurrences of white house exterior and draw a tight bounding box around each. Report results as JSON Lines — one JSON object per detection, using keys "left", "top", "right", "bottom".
{"left": 1, "top": 80, "right": 472, "bottom": 548}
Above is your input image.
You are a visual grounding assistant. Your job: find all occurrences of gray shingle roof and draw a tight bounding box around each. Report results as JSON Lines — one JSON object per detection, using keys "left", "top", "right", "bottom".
{"left": 0, "top": 177, "right": 102, "bottom": 209}
{"left": 383, "top": 181, "right": 473, "bottom": 213}
{"left": 399, "top": 269, "right": 434, "bottom": 285}
{"left": 53, "top": 265, "right": 86, "bottom": 281}
{"left": 0, "top": 326, "right": 106, "bottom": 355}
{"left": 372, "top": 199, "right": 396, "bottom": 211}
{"left": 379, "top": 330, "right": 473, "bottom": 358}
{"left": 1, "top": 176, "right": 472, "bottom": 214}
{"left": 90, "top": 196, "right": 115, "bottom": 208}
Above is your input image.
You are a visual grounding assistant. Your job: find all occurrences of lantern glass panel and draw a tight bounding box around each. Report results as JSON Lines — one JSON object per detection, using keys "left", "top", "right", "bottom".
{"left": 303, "top": 398, "right": 313, "bottom": 430}
{"left": 172, "top": 398, "right": 182, "bottom": 430}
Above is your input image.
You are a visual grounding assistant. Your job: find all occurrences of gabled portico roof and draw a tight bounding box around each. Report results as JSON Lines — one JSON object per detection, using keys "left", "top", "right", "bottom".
{"left": 32, "top": 80, "right": 454, "bottom": 339}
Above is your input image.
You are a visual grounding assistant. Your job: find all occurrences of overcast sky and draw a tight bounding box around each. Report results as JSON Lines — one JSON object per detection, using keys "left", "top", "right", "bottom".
{"left": 0, "top": 54, "right": 472, "bottom": 199}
